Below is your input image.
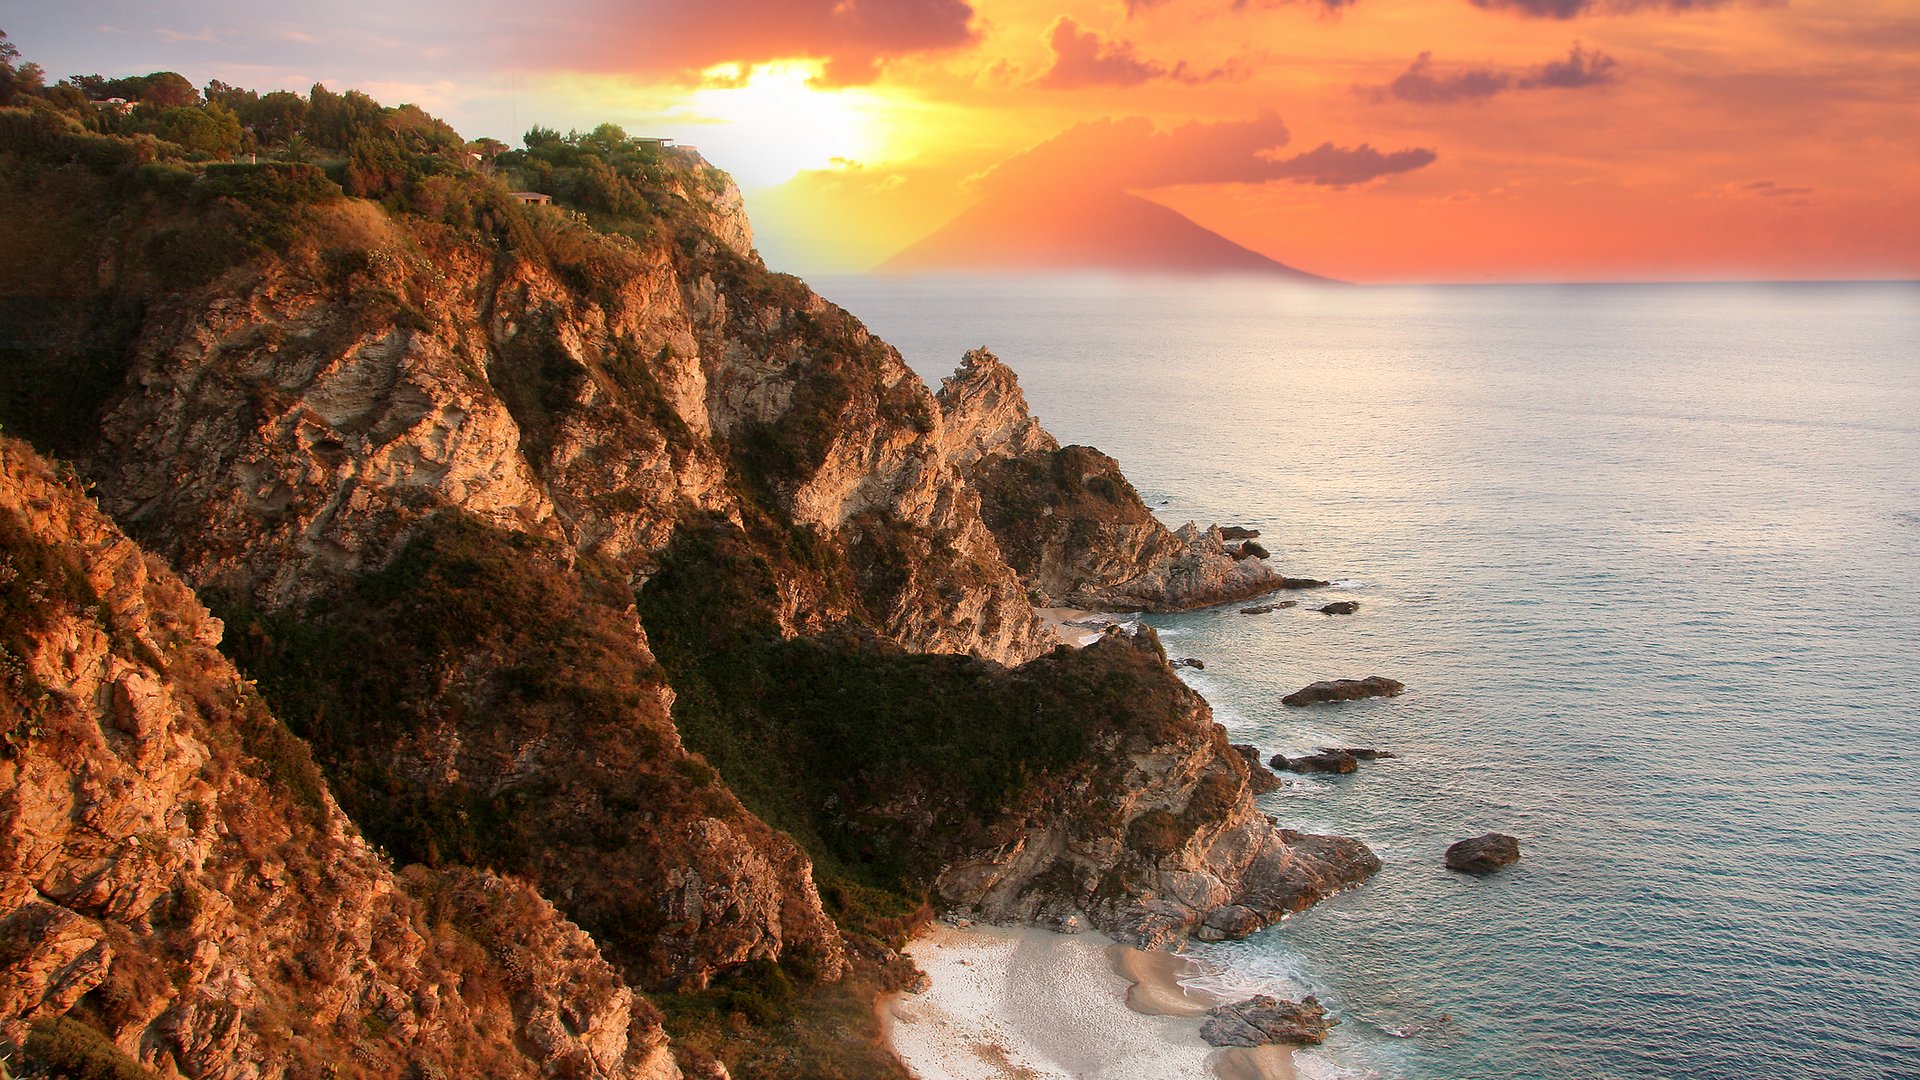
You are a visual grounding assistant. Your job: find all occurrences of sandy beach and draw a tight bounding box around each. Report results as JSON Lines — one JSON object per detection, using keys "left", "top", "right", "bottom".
{"left": 885, "top": 923, "right": 1297, "bottom": 1080}
{"left": 1034, "top": 607, "right": 1123, "bottom": 648}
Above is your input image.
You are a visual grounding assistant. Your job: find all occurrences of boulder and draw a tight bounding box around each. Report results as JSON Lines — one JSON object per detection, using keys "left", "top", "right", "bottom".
{"left": 1445, "top": 833, "right": 1521, "bottom": 875}
{"left": 1196, "top": 904, "right": 1265, "bottom": 943}
{"left": 1320, "top": 747, "right": 1395, "bottom": 761}
{"left": 1200, "top": 995, "right": 1337, "bottom": 1047}
{"left": 1270, "top": 752, "right": 1358, "bottom": 775}
{"left": 1232, "top": 541, "right": 1272, "bottom": 560}
{"left": 1219, "top": 526, "right": 1261, "bottom": 541}
{"left": 1171, "top": 657, "right": 1206, "bottom": 670}
{"left": 1317, "top": 601, "right": 1359, "bottom": 615}
{"left": 1277, "top": 577, "right": 1330, "bottom": 590}
{"left": 1281, "top": 676, "right": 1405, "bottom": 707}
{"left": 1233, "top": 745, "right": 1282, "bottom": 793}
{"left": 1240, "top": 601, "right": 1299, "bottom": 615}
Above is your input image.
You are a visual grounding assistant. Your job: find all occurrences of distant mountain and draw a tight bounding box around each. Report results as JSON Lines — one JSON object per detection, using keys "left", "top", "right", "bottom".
{"left": 880, "top": 187, "right": 1331, "bottom": 280}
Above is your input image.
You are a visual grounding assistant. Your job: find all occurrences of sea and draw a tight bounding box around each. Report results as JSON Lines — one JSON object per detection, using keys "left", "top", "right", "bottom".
{"left": 816, "top": 275, "right": 1920, "bottom": 1080}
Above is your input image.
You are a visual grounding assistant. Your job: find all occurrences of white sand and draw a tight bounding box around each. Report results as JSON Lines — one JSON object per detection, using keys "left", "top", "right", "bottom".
{"left": 888, "top": 924, "right": 1224, "bottom": 1079}
{"left": 1035, "top": 607, "right": 1117, "bottom": 648}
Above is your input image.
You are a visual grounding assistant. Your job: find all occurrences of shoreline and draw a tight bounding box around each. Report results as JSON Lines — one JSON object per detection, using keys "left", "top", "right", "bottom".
{"left": 885, "top": 922, "right": 1297, "bottom": 1080}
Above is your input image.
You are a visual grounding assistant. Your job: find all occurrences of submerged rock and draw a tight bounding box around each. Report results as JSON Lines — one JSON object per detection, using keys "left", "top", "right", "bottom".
{"left": 1321, "top": 747, "right": 1396, "bottom": 761}
{"left": 1200, "top": 995, "right": 1337, "bottom": 1047}
{"left": 1445, "top": 833, "right": 1522, "bottom": 875}
{"left": 1271, "top": 751, "right": 1359, "bottom": 775}
{"left": 1233, "top": 745, "right": 1282, "bottom": 793}
{"left": 1282, "top": 676, "right": 1406, "bottom": 707}
{"left": 1172, "top": 657, "right": 1207, "bottom": 670}
{"left": 1278, "top": 576, "right": 1331, "bottom": 590}
{"left": 1318, "top": 600, "right": 1360, "bottom": 615}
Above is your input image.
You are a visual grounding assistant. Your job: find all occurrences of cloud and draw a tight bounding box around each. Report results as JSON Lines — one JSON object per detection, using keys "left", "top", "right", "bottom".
{"left": 1364, "top": 45, "right": 1618, "bottom": 103}
{"left": 1036, "top": 17, "right": 1234, "bottom": 88}
{"left": 1741, "top": 179, "right": 1813, "bottom": 197}
{"left": 1468, "top": 0, "right": 1735, "bottom": 18}
{"left": 1372, "top": 52, "right": 1513, "bottom": 102}
{"left": 976, "top": 113, "right": 1435, "bottom": 195}
{"left": 554, "top": 0, "right": 979, "bottom": 84}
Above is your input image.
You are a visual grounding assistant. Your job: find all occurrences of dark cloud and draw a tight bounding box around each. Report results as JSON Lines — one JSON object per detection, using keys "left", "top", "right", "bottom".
{"left": 1468, "top": 0, "right": 1734, "bottom": 19}
{"left": 558, "top": 0, "right": 978, "bottom": 83}
{"left": 1518, "top": 44, "right": 1618, "bottom": 87}
{"left": 1374, "top": 52, "right": 1512, "bottom": 102}
{"left": 977, "top": 113, "right": 1435, "bottom": 195}
{"left": 1742, "top": 179, "right": 1814, "bottom": 197}
{"left": 1364, "top": 45, "right": 1618, "bottom": 103}
{"left": 1036, "top": 17, "right": 1234, "bottom": 88}
{"left": 1127, "top": 0, "right": 1356, "bottom": 16}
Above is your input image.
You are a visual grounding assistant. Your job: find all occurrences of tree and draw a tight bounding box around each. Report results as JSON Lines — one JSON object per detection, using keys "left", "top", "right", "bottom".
{"left": 145, "top": 103, "right": 245, "bottom": 158}
{"left": 0, "top": 31, "right": 45, "bottom": 106}
{"left": 137, "top": 71, "right": 199, "bottom": 108}
{"left": 246, "top": 90, "right": 308, "bottom": 145}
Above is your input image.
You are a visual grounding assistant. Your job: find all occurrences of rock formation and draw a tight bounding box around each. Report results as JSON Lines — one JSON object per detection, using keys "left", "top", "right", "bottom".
{"left": 1282, "top": 676, "right": 1406, "bottom": 706}
{"left": 937, "top": 350, "right": 1310, "bottom": 611}
{"left": 1200, "top": 995, "right": 1338, "bottom": 1047}
{"left": 0, "top": 94, "right": 1384, "bottom": 1077}
{"left": 1445, "top": 833, "right": 1522, "bottom": 875}
{"left": 933, "top": 629, "right": 1380, "bottom": 948}
{"left": 1271, "top": 750, "right": 1360, "bottom": 775}
{"left": 0, "top": 438, "right": 679, "bottom": 1080}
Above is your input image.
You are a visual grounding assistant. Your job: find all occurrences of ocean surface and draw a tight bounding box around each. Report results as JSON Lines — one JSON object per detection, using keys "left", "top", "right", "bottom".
{"left": 816, "top": 275, "right": 1920, "bottom": 1080}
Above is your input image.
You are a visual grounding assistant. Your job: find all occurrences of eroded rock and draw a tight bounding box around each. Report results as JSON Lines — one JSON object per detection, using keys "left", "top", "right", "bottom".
{"left": 1282, "top": 676, "right": 1406, "bottom": 707}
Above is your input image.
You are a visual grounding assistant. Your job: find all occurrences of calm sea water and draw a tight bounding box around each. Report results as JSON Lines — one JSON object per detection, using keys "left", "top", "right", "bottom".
{"left": 817, "top": 275, "right": 1920, "bottom": 1080}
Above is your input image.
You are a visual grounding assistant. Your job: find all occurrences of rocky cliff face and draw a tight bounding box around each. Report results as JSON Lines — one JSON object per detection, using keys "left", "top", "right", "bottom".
{"left": 936, "top": 349, "right": 1295, "bottom": 611}
{"left": 0, "top": 437, "right": 679, "bottom": 1080}
{"left": 929, "top": 629, "right": 1378, "bottom": 947}
{"left": 1, "top": 108, "right": 1376, "bottom": 1079}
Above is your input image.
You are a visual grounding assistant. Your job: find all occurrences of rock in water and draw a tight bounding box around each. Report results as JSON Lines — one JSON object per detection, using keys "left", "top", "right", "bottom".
{"left": 1318, "top": 600, "right": 1360, "bottom": 615}
{"left": 1270, "top": 751, "right": 1359, "bottom": 775}
{"left": 1445, "top": 833, "right": 1522, "bottom": 874}
{"left": 1239, "top": 601, "right": 1298, "bottom": 614}
{"left": 1233, "top": 745, "right": 1283, "bottom": 793}
{"left": 1219, "top": 526, "right": 1261, "bottom": 540}
{"left": 1321, "top": 747, "right": 1396, "bottom": 760}
{"left": 1171, "top": 657, "right": 1207, "bottom": 670}
{"left": 1282, "top": 676, "right": 1406, "bottom": 706}
{"left": 1200, "top": 995, "right": 1338, "bottom": 1047}
{"left": 1232, "top": 540, "right": 1272, "bottom": 560}
{"left": 1278, "top": 576, "right": 1331, "bottom": 590}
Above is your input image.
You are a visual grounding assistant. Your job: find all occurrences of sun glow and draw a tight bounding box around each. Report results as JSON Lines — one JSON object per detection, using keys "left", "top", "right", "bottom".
{"left": 681, "top": 62, "right": 884, "bottom": 189}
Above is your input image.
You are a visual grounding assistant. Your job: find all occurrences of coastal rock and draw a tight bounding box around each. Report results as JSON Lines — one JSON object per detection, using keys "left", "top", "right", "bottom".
{"left": 1282, "top": 676, "right": 1406, "bottom": 707}
{"left": 1279, "top": 576, "right": 1332, "bottom": 590}
{"left": 1200, "top": 995, "right": 1337, "bottom": 1047}
{"left": 935, "top": 631, "right": 1381, "bottom": 950}
{"left": 1321, "top": 747, "right": 1396, "bottom": 760}
{"left": 1270, "top": 751, "right": 1360, "bottom": 775}
{"left": 1219, "top": 526, "right": 1261, "bottom": 541}
{"left": 1318, "top": 601, "right": 1360, "bottom": 615}
{"left": 1239, "top": 601, "right": 1297, "bottom": 615}
{"left": 1233, "top": 541, "right": 1271, "bottom": 560}
{"left": 1233, "top": 745, "right": 1282, "bottom": 793}
{"left": 1445, "top": 833, "right": 1522, "bottom": 875}
{"left": 938, "top": 353, "right": 1308, "bottom": 612}
{"left": 1172, "top": 657, "right": 1206, "bottom": 670}
{"left": 0, "top": 439, "right": 681, "bottom": 1080}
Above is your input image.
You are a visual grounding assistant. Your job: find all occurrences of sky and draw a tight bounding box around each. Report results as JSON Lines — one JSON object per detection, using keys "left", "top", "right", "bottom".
{"left": 7, "top": 0, "right": 1918, "bottom": 281}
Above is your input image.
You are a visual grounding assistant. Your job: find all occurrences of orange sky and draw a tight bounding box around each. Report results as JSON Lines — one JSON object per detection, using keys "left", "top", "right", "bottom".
{"left": 13, "top": 0, "right": 1920, "bottom": 280}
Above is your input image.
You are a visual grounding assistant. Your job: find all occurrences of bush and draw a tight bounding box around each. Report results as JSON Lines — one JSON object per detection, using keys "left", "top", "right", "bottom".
{"left": 21, "top": 1017, "right": 158, "bottom": 1080}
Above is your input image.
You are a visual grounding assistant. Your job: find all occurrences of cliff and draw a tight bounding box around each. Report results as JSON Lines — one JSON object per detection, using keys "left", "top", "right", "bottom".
{"left": 0, "top": 90, "right": 1374, "bottom": 1078}
{"left": 0, "top": 437, "right": 679, "bottom": 1080}
{"left": 937, "top": 348, "right": 1299, "bottom": 611}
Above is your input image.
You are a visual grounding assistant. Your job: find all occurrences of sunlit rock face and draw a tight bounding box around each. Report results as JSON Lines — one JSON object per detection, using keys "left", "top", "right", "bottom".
{"left": 936, "top": 348, "right": 1293, "bottom": 611}
{"left": 0, "top": 438, "right": 681, "bottom": 1080}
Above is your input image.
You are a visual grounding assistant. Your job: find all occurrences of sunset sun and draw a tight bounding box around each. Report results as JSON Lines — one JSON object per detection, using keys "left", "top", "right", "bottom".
{"left": 682, "top": 62, "right": 885, "bottom": 188}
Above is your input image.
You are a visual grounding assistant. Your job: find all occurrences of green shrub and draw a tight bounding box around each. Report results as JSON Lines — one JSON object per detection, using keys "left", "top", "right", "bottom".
{"left": 21, "top": 1017, "right": 157, "bottom": 1080}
